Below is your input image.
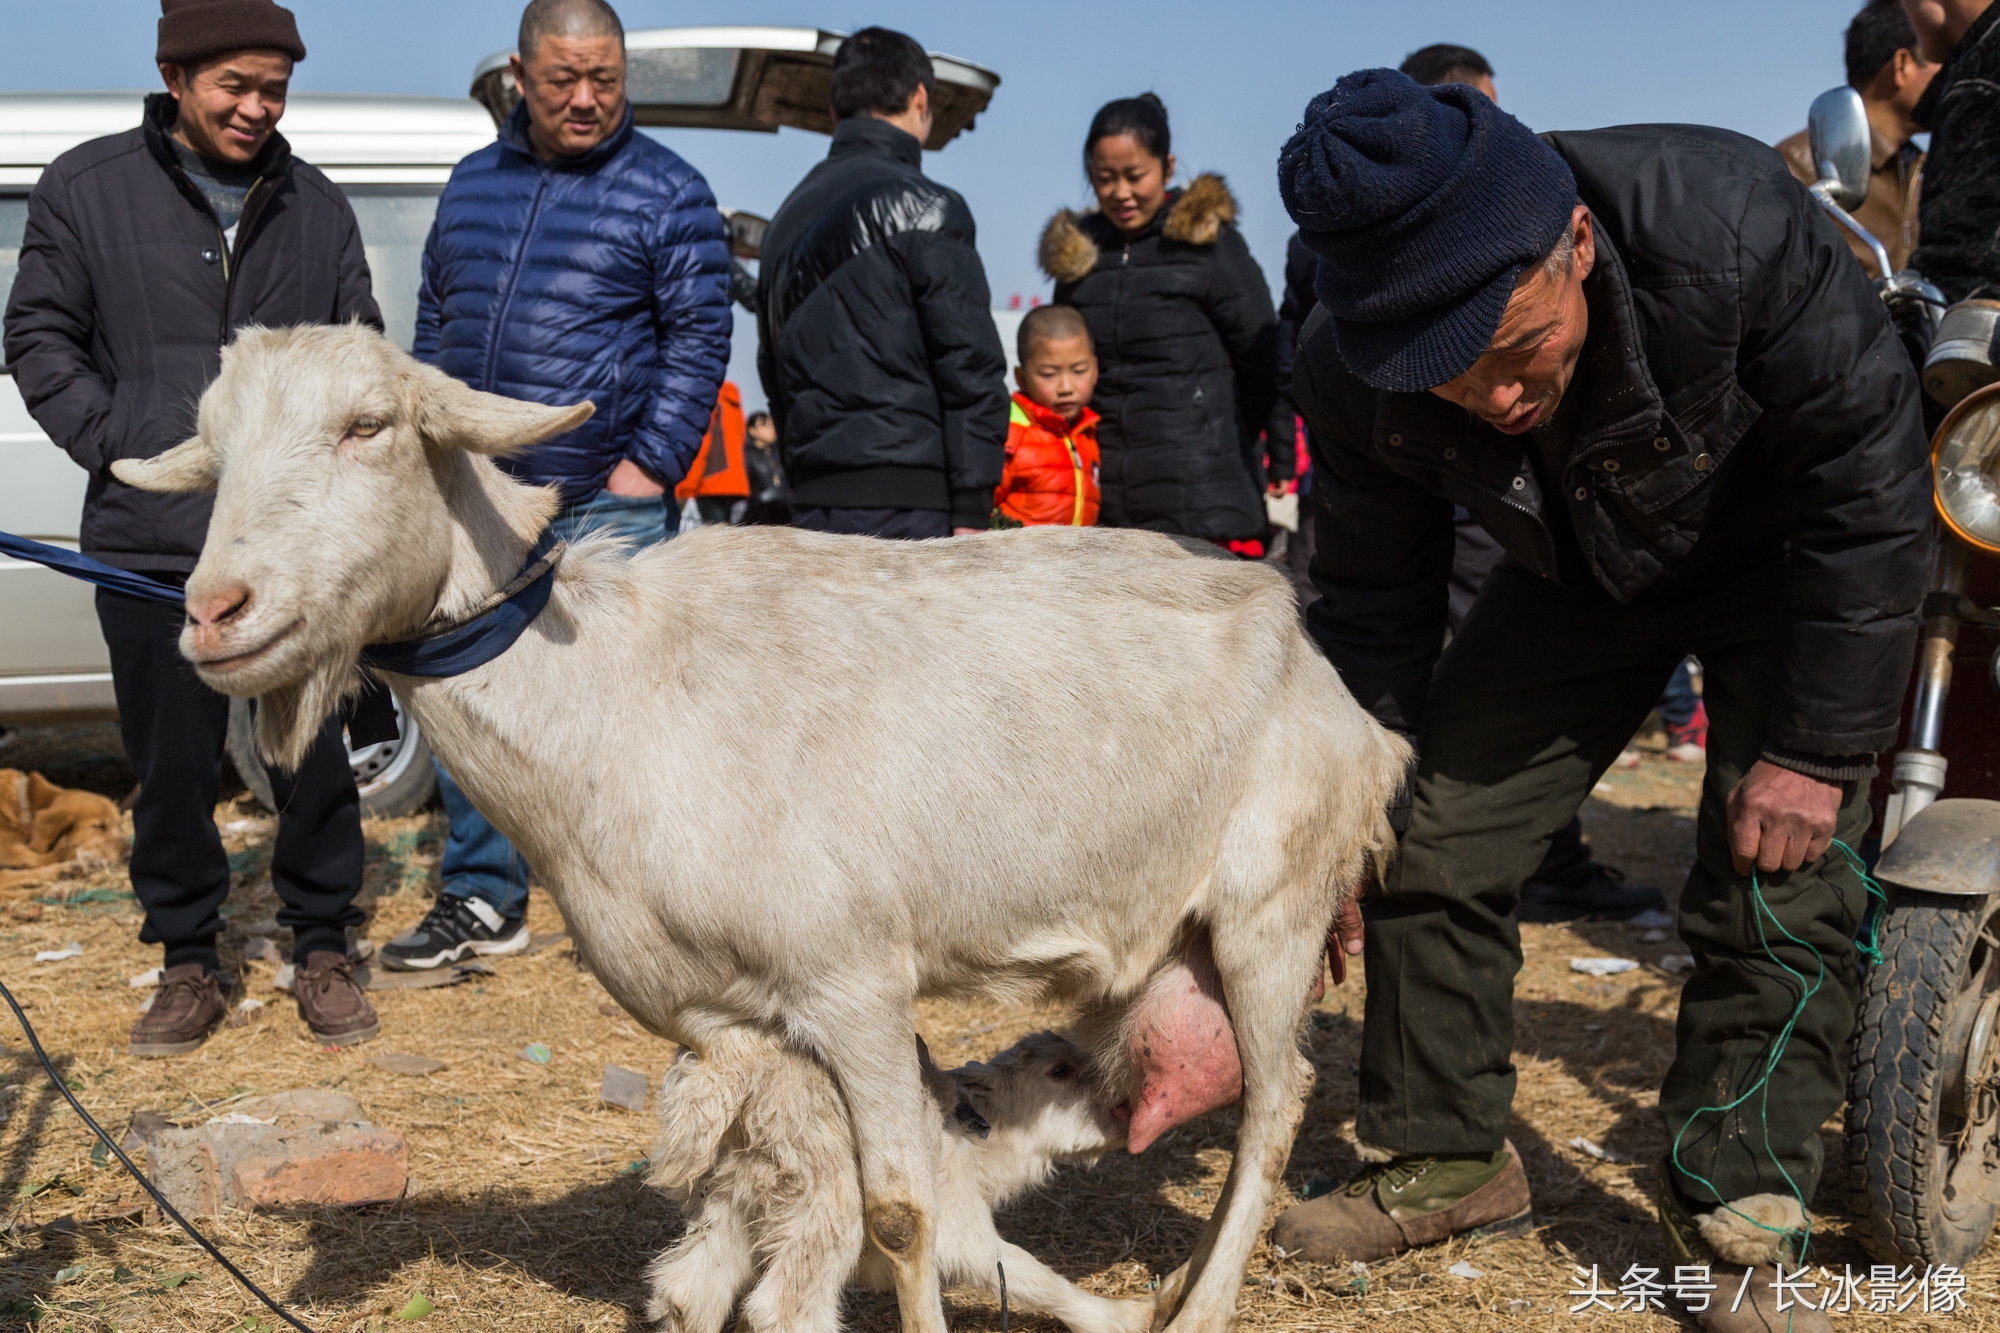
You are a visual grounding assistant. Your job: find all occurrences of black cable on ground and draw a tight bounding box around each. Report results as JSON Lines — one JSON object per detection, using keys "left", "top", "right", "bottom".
{"left": 0, "top": 976, "right": 319, "bottom": 1333}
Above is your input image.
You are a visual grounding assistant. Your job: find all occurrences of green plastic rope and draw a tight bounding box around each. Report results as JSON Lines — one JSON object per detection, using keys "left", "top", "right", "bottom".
{"left": 1839, "top": 838, "right": 1888, "bottom": 967}
{"left": 1664, "top": 837, "right": 1885, "bottom": 1268}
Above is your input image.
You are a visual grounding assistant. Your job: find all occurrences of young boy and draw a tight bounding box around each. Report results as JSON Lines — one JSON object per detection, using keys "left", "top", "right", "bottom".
{"left": 994, "top": 305, "right": 1101, "bottom": 527}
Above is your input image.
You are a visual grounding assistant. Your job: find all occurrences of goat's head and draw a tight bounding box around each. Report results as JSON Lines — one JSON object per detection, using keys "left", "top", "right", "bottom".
{"left": 110, "top": 324, "right": 591, "bottom": 767}
{"left": 951, "top": 1031, "right": 1130, "bottom": 1160}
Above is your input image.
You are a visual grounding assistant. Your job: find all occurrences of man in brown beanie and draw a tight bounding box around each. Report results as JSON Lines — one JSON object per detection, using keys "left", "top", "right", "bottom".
{"left": 3, "top": 0, "right": 383, "bottom": 1055}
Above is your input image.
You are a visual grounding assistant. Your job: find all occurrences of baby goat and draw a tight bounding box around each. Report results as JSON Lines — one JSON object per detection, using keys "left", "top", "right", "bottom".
{"left": 646, "top": 1030, "right": 1152, "bottom": 1333}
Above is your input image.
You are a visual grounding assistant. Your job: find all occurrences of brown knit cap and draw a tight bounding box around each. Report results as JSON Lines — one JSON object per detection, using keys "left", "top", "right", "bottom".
{"left": 156, "top": 0, "right": 306, "bottom": 67}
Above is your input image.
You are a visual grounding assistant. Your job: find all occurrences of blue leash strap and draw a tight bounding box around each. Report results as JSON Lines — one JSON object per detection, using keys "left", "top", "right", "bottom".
{"left": 360, "top": 530, "right": 563, "bottom": 679}
{"left": 0, "top": 526, "right": 562, "bottom": 681}
{"left": 0, "top": 530, "right": 185, "bottom": 605}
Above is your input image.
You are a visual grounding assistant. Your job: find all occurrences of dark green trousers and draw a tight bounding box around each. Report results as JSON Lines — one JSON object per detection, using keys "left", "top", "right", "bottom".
{"left": 1355, "top": 559, "right": 1871, "bottom": 1205}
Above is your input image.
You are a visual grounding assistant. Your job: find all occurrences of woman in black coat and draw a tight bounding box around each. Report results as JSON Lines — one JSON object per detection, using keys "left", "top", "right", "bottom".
{"left": 1038, "top": 94, "right": 1287, "bottom": 549}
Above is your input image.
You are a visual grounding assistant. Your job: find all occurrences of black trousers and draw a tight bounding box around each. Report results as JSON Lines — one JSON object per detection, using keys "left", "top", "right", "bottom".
{"left": 96, "top": 590, "right": 364, "bottom": 970}
{"left": 791, "top": 505, "right": 951, "bottom": 540}
{"left": 1357, "top": 560, "right": 1869, "bottom": 1205}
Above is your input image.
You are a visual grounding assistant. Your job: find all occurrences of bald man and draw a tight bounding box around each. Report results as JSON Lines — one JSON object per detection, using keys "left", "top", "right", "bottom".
{"left": 392, "top": 0, "right": 732, "bottom": 968}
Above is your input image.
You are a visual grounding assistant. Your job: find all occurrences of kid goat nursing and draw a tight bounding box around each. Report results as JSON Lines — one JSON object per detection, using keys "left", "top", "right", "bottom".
{"left": 111, "top": 324, "right": 1407, "bottom": 1333}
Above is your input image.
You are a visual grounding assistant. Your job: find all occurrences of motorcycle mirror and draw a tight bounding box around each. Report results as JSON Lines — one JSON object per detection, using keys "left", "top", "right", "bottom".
{"left": 1807, "top": 86, "right": 1871, "bottom": 210}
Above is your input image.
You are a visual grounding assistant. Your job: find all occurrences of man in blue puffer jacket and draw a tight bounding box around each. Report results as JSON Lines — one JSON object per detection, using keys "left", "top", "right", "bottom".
{"left": 384, "top": 0, "right": 731, "bottom": 970}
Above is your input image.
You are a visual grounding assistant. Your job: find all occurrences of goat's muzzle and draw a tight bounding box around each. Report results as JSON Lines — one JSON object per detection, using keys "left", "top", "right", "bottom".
{"left": 183, "top": 583, "right": 300, "bottom": 676}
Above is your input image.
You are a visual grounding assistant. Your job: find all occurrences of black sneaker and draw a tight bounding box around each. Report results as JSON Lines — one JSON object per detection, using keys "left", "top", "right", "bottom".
{"left": 379, "top": 894, "right": 528, "bottom": 971}
{"left": 1517, "top": 862, "right": 1667, "bottom": 923}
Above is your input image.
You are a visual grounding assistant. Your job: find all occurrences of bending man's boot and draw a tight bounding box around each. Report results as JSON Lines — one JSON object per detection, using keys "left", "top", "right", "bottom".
{"left": 1270, "top": 1139, "right": 1532, "bottom": 1263}
{"left": 1658, "top": 1165, "right": 1830, "bottom": 1333}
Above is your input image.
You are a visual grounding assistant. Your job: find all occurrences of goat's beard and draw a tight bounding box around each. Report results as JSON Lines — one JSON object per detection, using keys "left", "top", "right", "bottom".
{"left": 253, "top": 663, "right": 367, "bottom": 773}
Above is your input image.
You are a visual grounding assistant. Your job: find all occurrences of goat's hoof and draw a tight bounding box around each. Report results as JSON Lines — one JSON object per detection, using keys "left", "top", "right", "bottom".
{"left": 1149, "top": 1262, "right": 1189, "bottom": 1332}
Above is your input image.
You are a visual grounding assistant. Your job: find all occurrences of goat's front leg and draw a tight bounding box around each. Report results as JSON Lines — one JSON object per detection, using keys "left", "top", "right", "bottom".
{"left": 644, "top": 1190, "right": 756, "bottom": 1333}
{"left": 798, "top": 1003, "right": 947, "bottom": 1333}
{"left": 1156, "top": 909, "right": 1322, "bottom": 1333}
{"left": 978, "top": 1241, "right": 1154, "bottom": 1333}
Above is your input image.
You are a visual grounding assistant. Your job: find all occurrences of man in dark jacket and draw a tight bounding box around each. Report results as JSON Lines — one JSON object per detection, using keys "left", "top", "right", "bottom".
{"left": 1904, "top": 0, "right": 2000, "bottom": 302}
{"left": 1267, "top": 72, "right": 1929, "bottom": 1333}
{"left": 3, "top": 0, "right": 380, "bottom": 1054}
{"left": 757, "top": 27, "right": 1008, "bottom": 540}
{"left": 384, "top": 0, "right": 732, "bottom": 971}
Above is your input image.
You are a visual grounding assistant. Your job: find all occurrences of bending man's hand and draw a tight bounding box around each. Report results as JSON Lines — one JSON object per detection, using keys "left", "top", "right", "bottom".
{"left": 1726, "top": 759, "right": 1842, "bottom": 876}
{"left": 1326, "top": 896, "right": 1364, "bottom": 986}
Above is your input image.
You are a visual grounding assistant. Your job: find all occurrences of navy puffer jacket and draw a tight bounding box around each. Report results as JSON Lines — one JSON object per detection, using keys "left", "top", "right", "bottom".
{"left": 415, "top": 102, "right": 732, "bottom": 501}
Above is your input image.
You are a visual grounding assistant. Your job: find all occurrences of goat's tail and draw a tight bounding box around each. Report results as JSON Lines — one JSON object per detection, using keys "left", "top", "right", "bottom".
{"left": 649, "top": 1044, "right": 753, "bottom": 1192}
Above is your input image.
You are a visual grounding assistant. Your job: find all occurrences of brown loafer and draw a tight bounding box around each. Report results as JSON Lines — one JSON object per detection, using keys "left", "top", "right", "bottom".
{"left": 1270, "top": 1139, "right": 1533, "bottom": 1263}
{"left": 295, "top": 950, "right": 379, "bottom": 1046}
{"left": 1696, "top": 1265, "right": 1834, "bottom": 1333}
{"left": 130, "top": 963, "right": 227, "bottom": 1057}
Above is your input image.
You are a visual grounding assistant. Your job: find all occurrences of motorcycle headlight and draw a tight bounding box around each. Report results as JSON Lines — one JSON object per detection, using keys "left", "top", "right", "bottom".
{"left": 1935, "top": 383, "right": 2000, "bottom": 555}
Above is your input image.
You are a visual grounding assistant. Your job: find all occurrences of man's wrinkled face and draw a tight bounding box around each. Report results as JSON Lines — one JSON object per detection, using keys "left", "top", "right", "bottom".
{"left": 511, "top": 33, "right": 626, "bottom": 159}
{"left": 160, "top": 50, "right": 292, "bottom": 165}
{"left": 1428, "top": 205, "right": 1594, "bottom": 436}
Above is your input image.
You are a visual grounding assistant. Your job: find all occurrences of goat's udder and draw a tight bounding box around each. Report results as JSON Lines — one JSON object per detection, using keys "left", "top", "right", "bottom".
{"left": 1116, "top": 957, "right": 1244, "bottom": 1154}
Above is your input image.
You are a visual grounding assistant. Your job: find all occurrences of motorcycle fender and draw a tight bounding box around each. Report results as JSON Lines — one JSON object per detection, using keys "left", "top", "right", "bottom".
{"left": 1874, "top": 797, "right": 2000, "bottom": 896}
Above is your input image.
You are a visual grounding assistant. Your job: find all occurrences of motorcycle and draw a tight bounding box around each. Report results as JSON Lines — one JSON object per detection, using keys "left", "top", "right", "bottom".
{"left": 1800, "top": 86, "right": 2000, "bottom": 1267}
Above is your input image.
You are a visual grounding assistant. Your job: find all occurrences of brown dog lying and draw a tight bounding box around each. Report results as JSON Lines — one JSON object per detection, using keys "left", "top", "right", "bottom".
{"left": 0, "top": 769, "right": 127, "bottom": 892}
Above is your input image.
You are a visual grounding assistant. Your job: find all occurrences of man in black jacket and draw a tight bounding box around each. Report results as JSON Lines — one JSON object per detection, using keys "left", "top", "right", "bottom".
{"left": 4, "top": 0, "right": 381, "bottom": 1055}
{"left": 1904, "top": 0, "right": 2000, "bottom": 302}
{"left": 1267, "top": 72, "right": 1929, "bottom": 1332}
{"left": 756, "top": 27, "right": 1007, "bottom": 539}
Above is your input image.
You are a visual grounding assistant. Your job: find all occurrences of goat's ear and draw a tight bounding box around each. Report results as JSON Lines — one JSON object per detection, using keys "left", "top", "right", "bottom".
{"left": 110, "top": 436, "right": 218, "bottom": 493}
{"left": 411, "top": 363, "right": 594, "bottom": 457}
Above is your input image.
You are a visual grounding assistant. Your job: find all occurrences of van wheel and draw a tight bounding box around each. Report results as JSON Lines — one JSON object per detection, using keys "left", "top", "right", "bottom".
{"left": 227, "top": 696, "right": 437, "bottom": 820}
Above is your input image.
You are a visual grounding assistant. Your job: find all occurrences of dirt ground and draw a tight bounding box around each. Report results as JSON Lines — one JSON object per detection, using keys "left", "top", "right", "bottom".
{"left": 0, "top": 722, "right": 1990, "bottom": 1331}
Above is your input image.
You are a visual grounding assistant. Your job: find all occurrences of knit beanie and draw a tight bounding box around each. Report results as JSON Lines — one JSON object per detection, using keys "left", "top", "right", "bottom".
{"left": 157, "top": 0, "right": 306, "bottom": 67}
{"left": 1277, "top": 69, "right": 1576, "bottom": 392}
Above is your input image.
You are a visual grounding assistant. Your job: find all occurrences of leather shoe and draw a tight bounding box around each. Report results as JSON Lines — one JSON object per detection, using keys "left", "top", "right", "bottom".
{"left": 294, "top": 950, "right": 379, "bottom": 1046}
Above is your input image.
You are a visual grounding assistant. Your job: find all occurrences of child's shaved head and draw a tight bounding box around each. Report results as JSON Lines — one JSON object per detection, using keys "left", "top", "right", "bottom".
{"left": 1018, "top": 304, "right": 1092, "bottom": 363}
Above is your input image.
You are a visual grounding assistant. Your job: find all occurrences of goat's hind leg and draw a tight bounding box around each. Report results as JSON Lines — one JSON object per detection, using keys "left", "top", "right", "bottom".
{"left": 1157, "top": 899, "right": 1324, "bottom": 1333}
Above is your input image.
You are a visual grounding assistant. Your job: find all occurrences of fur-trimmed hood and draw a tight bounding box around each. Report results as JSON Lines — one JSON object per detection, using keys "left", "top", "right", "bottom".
{"left": 1038, "top": 173, "right": 1239, "bottom": 283}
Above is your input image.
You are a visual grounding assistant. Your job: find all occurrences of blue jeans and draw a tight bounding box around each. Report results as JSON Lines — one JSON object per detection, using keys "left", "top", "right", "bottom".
{"left": 434, "top": 487, "right": 670, "bottom": 918}
{"left": 1659, "top": 656, "right": 1701, "bottom": 728}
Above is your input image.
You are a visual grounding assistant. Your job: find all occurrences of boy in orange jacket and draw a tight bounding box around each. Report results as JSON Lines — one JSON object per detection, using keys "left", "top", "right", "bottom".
{"left": 994, "top": 305, "right": 1100, "bottom": 527}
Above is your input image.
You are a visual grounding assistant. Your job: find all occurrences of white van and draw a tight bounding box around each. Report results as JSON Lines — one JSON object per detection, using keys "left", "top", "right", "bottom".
{"left": 0, "top": 28, "right": 998, "bottom": 815}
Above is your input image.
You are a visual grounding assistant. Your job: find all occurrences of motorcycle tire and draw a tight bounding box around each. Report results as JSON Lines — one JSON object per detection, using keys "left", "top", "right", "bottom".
{"left": 227, "top": 696, "right": 437, "bottom": 820}
{"left": 1846, "top": 888, "right": 2000, "bottom": 1267}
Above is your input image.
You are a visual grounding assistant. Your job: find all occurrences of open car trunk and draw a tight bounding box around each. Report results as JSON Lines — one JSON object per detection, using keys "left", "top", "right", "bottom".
{"left": 472, "top": 25, "right": 999, "bottom": 152}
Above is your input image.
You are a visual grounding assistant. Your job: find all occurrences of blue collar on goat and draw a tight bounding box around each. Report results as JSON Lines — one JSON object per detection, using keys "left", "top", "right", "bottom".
{"left": 0, "top": 526, "right": 564, "bottom": 680}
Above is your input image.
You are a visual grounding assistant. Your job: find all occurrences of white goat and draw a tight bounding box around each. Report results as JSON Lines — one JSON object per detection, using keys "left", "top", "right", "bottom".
{"left": 646, "top": 1030, "right": 1144, "bottom": 1333}
{"left": 111, "top": 324, "right": 1407, "bottom": 1333}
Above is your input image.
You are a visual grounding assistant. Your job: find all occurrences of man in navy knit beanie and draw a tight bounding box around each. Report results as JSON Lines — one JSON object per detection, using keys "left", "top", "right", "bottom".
{"left": 1271, "top": 69, "right": 1929, "bottom": 1333}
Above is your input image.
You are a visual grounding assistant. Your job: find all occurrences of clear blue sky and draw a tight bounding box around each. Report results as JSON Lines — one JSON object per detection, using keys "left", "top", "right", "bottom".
{"left": 12, "top": 1, "right": 1865, "bottom": 404}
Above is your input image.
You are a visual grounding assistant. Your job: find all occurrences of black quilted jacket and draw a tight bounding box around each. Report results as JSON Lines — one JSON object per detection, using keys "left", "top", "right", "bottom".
{"left": 1296, "top": 124, "right": 1932, "bottom": 763}
{"left": 5, "top": 95, "right": 379, "bottom": 573}
{"left": 756, "top": 118, "right": 1007, "bottom": 526}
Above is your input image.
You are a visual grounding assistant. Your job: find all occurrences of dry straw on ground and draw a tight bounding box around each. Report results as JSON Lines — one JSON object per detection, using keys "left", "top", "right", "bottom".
{"left": 0, "top": 724, "right": 1990, "bottom": 1330}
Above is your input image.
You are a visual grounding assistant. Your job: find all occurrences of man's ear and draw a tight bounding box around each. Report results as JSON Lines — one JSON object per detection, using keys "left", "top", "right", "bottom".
{"left": 111, "top": 436, "right": 218, "bottom": 493}
{"left": 410, "top": 362, "right": 593, "bottom": 456}
{"left": 1571, "top": 205, "right": 1597, "bottom": 283}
